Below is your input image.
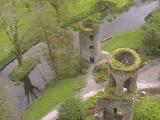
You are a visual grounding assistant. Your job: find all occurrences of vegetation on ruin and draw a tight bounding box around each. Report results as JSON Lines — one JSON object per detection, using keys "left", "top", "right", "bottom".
{"left": 109, "top": 48, "right": 142, "bottom": 72}
{"left": 94, "top": 64, "right": 109, "bottom": 83}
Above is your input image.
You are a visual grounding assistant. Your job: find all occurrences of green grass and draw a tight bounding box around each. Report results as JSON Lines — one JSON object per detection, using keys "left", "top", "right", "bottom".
{"left": 9, "top": 58, "right": 38, "bottom": 83}
{"left": 133, "top": 97, "right": 160, "bottom": 120}
{"left": 101, "top": 29, "right": 157, "bottom": 62}
{"left": 102, "top": 30, "right": 144, "bottom": 52}
{"left": 23, "top": 78, "right": 83, "bottom": 120}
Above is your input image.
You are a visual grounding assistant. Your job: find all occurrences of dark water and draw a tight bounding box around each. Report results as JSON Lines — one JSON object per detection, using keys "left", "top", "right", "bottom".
{"left": 99, "top": 0, "right": 159, "bottom": 41}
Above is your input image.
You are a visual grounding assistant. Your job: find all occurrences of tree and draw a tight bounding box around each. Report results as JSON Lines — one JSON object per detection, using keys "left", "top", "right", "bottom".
{"left": 47, "top": 0, "right": 65, "bottom": 22}
{"left": 36, "top": 13, "right": 81, "bottom": 79}
{"left": 143, "top": 10, "right": 160, "bottom": 56}
{"left": 0, "top": 0, "right": 39, "bottom": 66}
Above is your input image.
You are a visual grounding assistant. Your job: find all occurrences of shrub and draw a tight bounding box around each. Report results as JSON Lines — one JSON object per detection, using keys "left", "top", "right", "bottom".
{"left": 59, "top": 97, "right": 86, "bottom": 120}
{"left": 133, "top": 97, "right": 160, "bottom": 120}
{"left": 143, "top": 10, "right": 160, "bottom": 56}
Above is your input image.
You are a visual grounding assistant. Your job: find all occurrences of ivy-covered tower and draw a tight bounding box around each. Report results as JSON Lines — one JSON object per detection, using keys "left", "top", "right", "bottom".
{"left": 79, "top": 19, "right": 100, "bottom": 63}
{"left": 96, "top": 48, "right": 142, "bottom": 120}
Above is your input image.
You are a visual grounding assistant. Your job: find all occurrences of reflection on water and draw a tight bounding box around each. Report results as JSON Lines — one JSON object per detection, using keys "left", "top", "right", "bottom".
{"left": 23, "top": 75, "right": 40, "bottom": 104}
{"left": 99, "top": 0, "right": 159, "bottom": 41}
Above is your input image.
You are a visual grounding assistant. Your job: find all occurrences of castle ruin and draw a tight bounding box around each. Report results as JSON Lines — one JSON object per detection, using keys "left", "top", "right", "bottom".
{"left": 96, "top": 48, "right": 142, "bottom": 120}
{"left": 79, "top": 19, "right": 100, "bottom": 63}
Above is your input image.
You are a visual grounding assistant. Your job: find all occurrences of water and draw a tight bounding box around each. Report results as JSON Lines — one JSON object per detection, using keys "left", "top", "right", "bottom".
{"left": 99, "top": 0, "right": 159, "bottom": 41}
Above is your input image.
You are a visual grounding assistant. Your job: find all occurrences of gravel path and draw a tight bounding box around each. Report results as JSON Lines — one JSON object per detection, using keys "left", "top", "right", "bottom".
{"left": 137, "top": 58, "right": 160, "bottom": 89}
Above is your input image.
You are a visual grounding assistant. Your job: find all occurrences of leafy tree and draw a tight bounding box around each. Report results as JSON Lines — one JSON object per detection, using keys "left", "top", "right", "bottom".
{"left": 46, "top": 0, "right": 65, "bottom": 22}
{"left": 0, "top": 0, "right": 39, "bottom": 66}
{"left": 143, "top": 10, "right": 160, "bottom": 56}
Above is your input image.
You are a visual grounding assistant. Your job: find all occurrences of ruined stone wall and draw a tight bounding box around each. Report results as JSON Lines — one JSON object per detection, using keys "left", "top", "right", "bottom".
{"left": 79, "top": 26, "right": 100, "bottom": 63}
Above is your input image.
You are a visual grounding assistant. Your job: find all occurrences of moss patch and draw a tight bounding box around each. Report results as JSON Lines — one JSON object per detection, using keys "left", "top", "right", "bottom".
{"left": 97, "top": 87, "right": 135, "bottom": 102}
{"left": 94, "top": 64, "right": 109, "bottom": 83}
{"left": 9, "top": 58, "right": 39, "bottom": 83}
{"left": 109, "top": 48, "right": 142, "bottom": 72}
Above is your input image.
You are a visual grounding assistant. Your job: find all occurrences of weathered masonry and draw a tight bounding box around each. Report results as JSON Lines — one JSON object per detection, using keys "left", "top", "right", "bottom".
{"left": 79, "top": 19, "right": 100, "bottom": 63}
{"left": 96, "top": 48, "right": 142, "bottom": 120}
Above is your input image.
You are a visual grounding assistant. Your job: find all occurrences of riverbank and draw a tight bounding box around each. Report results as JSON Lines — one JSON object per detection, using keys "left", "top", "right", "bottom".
{"left": 23, "top": 77, "right": 84, "bottom": 120}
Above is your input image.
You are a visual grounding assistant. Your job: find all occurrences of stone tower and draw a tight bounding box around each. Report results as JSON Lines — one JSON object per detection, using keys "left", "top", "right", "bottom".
{"left": 96, "top": 48, "right": 142, "bottom": 120}
{"left": 79, "top": 19, "right": 100, "bottom": 63}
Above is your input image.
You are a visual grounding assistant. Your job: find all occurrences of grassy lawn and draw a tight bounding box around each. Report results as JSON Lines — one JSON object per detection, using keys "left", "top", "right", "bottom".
{"left": 102, "top": 30, "right": 144, "bottom": 52}
{"left": 9, "top": 58, "right": 39, "bottom": 83}
{"left": 23, "top": 78, "right": 83, "bottom": 120}
{"left": 101, "top": 29, "right": 157, "bottom": 62}
{"left": 133, "top": 97, "right": 160, "bottom": 120}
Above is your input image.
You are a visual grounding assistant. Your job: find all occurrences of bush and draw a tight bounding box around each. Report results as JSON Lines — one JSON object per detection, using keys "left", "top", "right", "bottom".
{"left": 59, "top": 97, "right": 86, "bottom": 120}
{"left": 143, "top": 10, "right": 160, "bottom": 56}
{"left": 133, "top": 97, "right": 160, "bottom": 120}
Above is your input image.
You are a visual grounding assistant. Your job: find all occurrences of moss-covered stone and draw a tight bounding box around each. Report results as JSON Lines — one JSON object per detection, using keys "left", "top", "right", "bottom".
{"left": 97, "top": 87, "right": 135, "bottom": 102}
{"left": 109, "top": 48, "right": 142, "bottom": 72}
{"left": 79, "top": 18, "right": 101, "bottom": 34}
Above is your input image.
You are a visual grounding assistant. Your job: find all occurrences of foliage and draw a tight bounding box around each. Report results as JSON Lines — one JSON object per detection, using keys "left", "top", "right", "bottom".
{"left": 23, "top": 78, "right": 82, "bottom": 120}
{"left": 94, "top": 0, "right": 116, "bottom": 13}
{"left": 133, "top": 97, "right": 160, "bottom": 120}
{"left": 0, "top": 0, "right": 41, "bottom": 70}
{"left": 94, "top": 64, "right": 108, "bottom": 83}
{"left": 38, "top": 22, "right": 83, "bottom": 79}
{"left": 84, "top": 95, "right": 97, "bottom": 120}
{"left": 9, "top": 57, "right": 39, "bottom": 82}
{"left": 143, "top": 10, "right": 160, "bottom": 56}
{"left": 59, "top": 97, "right": 86, "bottom": 120}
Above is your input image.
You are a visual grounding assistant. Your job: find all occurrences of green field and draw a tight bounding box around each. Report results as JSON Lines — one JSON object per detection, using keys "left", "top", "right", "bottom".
{"left": 102, "top": 30, "right": 144, "bottom": 52}
{"left": 23, "top": 78, "right": 82, "bottom": 120}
